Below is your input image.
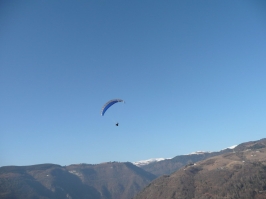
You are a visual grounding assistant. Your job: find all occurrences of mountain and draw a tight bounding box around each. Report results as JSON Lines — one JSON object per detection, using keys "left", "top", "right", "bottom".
{"left": 1, "top": 138, "right": 265, "bottom": 199}
{"left": 66, "top": 162, "right": 156, "bottom": 199}
{"left": 137, "top": 148, "right": 234, "bottom": 177}
{"left": 134, "top": 138, "right": 266, "bottom": 199}
{"left": 0, "top": 162, "right": 156, "bottom": 199}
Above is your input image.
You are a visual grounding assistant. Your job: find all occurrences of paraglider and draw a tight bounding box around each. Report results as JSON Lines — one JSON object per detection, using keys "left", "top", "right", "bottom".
{"left": 101, "top": 99, "right": 124, "bottom": 126}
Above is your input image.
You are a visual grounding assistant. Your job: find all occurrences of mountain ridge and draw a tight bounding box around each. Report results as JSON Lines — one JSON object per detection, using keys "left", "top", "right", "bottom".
{"left": 1, "top": 138, "right": 266, "bottom": 199}
{"left": 133, "top": 144, "right": 238, "bottom": 167}
{"left": 134, "top": 138, "right": 266, "bottom": 199}
{"left": 0, "top": 162, "right": 156, "bottom": 199}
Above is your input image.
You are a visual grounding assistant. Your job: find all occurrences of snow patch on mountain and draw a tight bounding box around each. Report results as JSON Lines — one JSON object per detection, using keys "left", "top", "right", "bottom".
{"left": 227, "top": 145, "right": 237, "bottom": 149}
{"left": 221, "top": 144, "right": 238, "bottom": 150}
{"left": 188, "top": 151, "right": 211, "bottom": 155}
{"left": 189, "top": 145, "right": 238, "bottom": 155}
{"left": 133, "top": 158, "right": 171, "bottom": 167}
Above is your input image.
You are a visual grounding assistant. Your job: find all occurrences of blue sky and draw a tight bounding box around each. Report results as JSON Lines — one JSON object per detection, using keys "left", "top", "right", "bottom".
{"left": 1, "top": 1, "right": 266, "bottom": 167}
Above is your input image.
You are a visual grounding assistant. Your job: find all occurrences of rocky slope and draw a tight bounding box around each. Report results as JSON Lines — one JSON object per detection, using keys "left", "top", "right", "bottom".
{"left": 134, "top": 138, "right": 266, "bottom": 199}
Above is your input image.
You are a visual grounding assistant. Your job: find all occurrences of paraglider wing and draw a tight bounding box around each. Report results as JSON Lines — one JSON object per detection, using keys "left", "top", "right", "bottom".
{"left": 101, "top": 99, "right": 124, "bottom": 116}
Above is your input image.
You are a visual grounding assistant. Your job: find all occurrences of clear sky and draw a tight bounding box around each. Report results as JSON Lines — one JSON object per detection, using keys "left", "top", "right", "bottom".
{"left": 1, "top": 1, "right": 266, "bottom": 167}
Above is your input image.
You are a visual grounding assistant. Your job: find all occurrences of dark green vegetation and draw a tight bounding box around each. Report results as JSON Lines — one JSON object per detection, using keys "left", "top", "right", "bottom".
{"left": 1, "top": 139, "right": 266, "bottom": 199}
{"left": 134, "top": 138, "right": 266, "bottom": 199}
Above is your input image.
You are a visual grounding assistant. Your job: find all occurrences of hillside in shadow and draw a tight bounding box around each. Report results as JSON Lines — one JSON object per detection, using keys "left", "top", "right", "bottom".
{"left": 0, "top": 162, "right": 156, "bottom": 199}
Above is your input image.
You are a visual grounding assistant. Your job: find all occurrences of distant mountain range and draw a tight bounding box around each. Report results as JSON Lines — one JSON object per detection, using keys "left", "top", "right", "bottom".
{"left": 0, "top": 162, "right": 155, "bottom": 199}
{"left": 1, "top": 139, "right": 265, "bottom": 199}
{"left": 135, "top": 147, "right": 235, "bottom": 177}
{"left": 133, "top": 145, "right": 237, "bottom": 167}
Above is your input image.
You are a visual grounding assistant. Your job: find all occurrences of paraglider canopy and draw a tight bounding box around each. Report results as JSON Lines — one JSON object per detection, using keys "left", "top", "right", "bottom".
{"left": 100, "top": 99, "right": 124, "bottom": 116}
